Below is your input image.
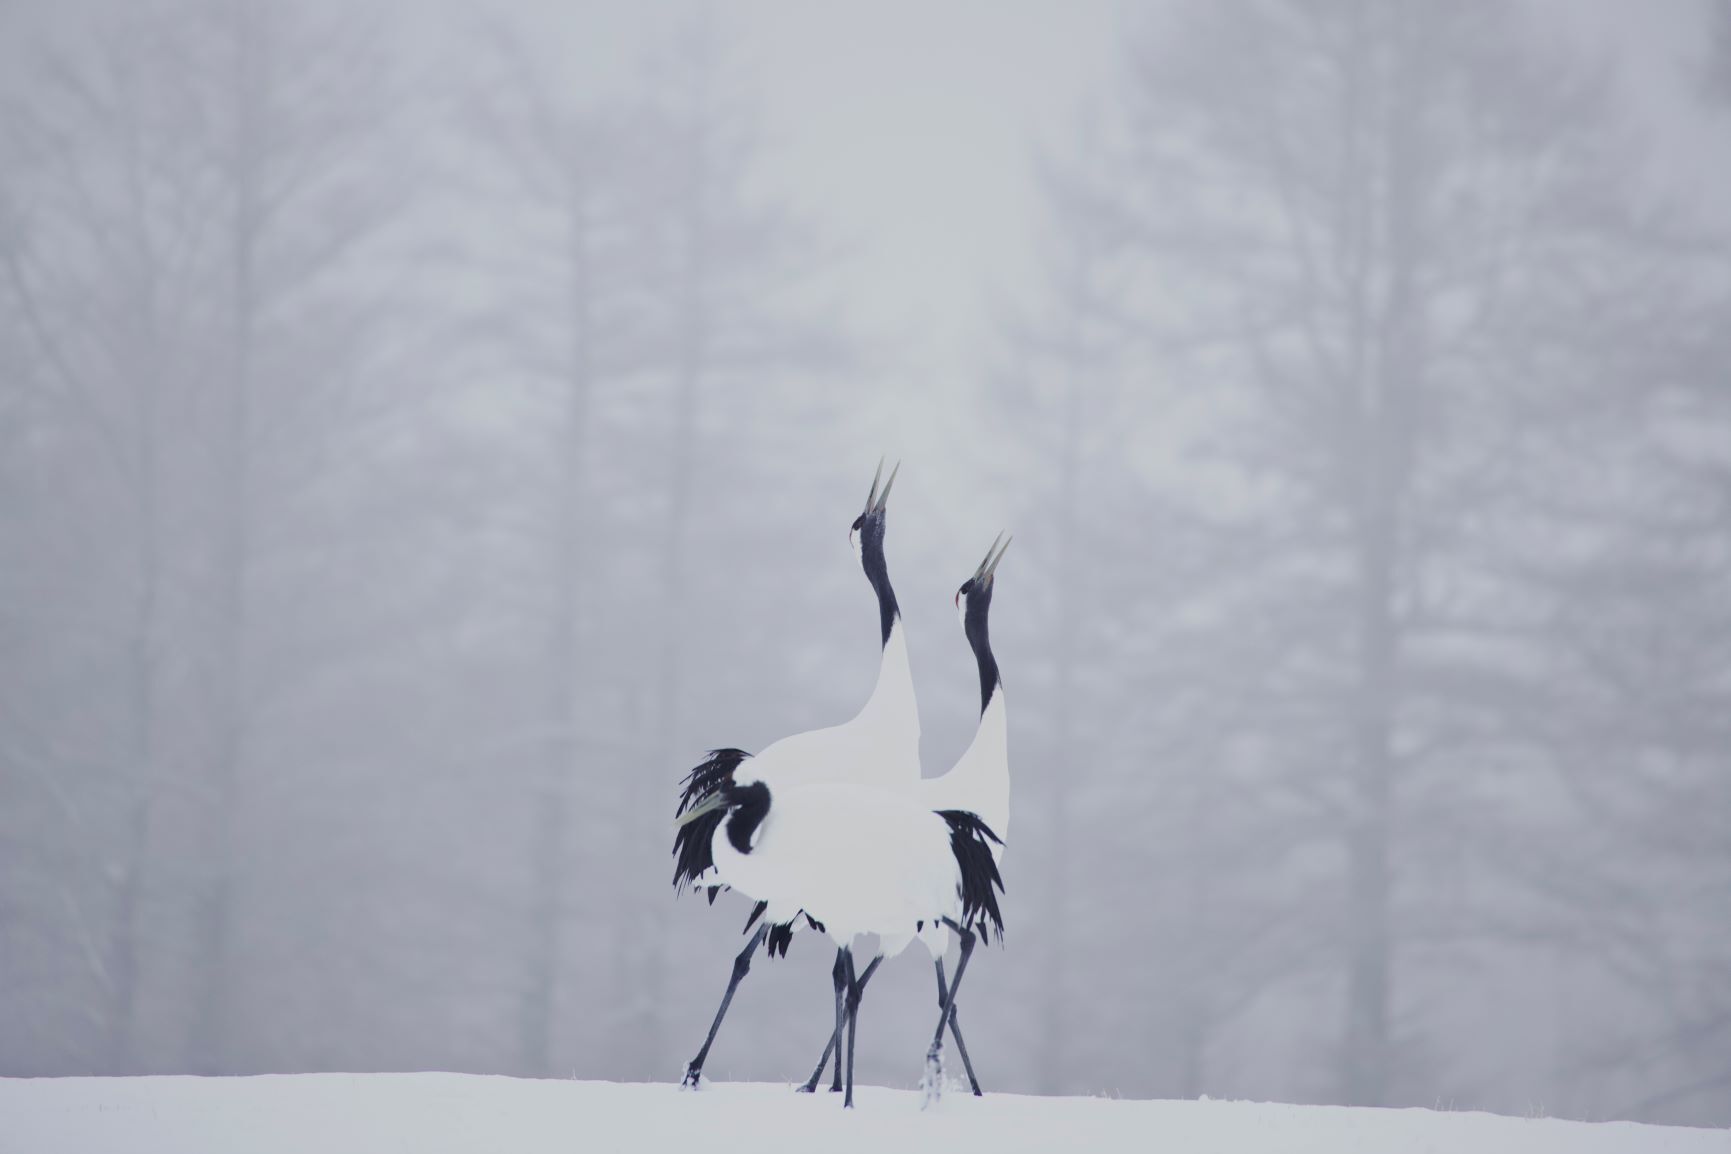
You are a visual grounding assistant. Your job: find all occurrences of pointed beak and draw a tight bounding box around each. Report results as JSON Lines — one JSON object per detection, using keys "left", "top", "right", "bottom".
{"left": 971, "top": 532, "right": 1006, "bottom": 581}
{"left": 873, "top": 460, "right": 900, "bottom": 514}
{"left": 675, "top": 792, "right": 727, "bottom": 828}
{"left": 987, "top": 533, "right": 1012, "bottom": 578}
{"left": 982, "top": 533, "right": 1011, "bottom": 582}
{"left": 863, "top": 456, "right": 884, "bottom": 515}
{"left": 862, "top": 456, "right": 900, "bottom": 517}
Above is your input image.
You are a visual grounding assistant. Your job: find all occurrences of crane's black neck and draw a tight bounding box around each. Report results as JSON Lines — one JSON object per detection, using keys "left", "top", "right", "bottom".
{"left": 964, "top": 585, "right": 1000, "bottom": 715}
{"left": 724, "top": 781, "right": 771, "bottom": 855}
{"left": 860, "top": 520, "right": 899, "bottom": 647}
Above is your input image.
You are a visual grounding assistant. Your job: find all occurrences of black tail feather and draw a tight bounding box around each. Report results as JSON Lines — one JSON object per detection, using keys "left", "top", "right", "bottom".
{"left": 672, "top": 748, "right": 751, "bottom": 893}
{"left": 677, "top": 748, "right": 751, "bottom": 817}
{"left": 764, "top": 911, "right": 822, "bottom": 959}
{"left": 938, "top": 810, "right": 1005, "bottom": 944}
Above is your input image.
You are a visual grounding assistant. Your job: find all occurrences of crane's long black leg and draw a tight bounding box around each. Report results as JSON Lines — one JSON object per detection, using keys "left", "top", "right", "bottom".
{"left": 922, "top": 923, "right": 976, "bottom": 1107}
{"left": 842, "top": 949, "right": 859, "bottom": 1108}
{"left": 936, "top": 958, "right": 982, "bottom": 1096}
{"left": 829, "top": 946, "right": 846, "bottom": 1092}
{"left": 852, "top": 956, "right": 882, "bottom": 1006}
{"left": 683, "top": 924, "right": 767, "bottom": 1088}
{"left": 840, "top": 951, "right": 882, "bottom": 1109}
{"left": 931, "top": 924, "right": 976, "bottom": 1050}
{"left": 797, "top": 948, "right": 846, "bottom": 1093}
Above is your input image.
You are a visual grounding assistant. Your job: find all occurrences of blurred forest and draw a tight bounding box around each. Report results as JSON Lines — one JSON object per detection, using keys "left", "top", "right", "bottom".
{"left": 1, "top": 0, "right": 1727, "bottom": 1129}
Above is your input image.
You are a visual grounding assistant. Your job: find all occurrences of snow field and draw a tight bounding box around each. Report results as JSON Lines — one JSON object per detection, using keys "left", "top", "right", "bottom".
{"left": 2, "top": 1073, "right": 1725, "bottom": 1154}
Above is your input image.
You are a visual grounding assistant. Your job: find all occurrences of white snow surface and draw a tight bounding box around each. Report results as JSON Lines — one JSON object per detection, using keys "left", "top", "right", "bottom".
{"left": 2, "top": 1074, "right": 1724, "bottom": 1154}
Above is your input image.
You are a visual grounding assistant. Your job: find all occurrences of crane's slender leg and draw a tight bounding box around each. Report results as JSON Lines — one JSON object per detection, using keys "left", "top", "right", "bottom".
{"left": 682, "top": 924, "right": 767, "bottom": 1088}
{"left": 842, "top": 949, "right": 859, "bottom": 1108}
{"left": 829, "top": 945, "right": 846, "bottom": 1093}
{"left": 851, "top": 956, "right": 882, "bottom": 1013}
{"left": 840, "top": 951, "right": 882, "bottom": 1109}
{"left": 922, "top": 923, "right": 976, "bottom": 1107}
{"left": 797, "top": 948, "right": 846, "bottom": 1093}
{"left": 802, "top": 950, "right": 887, "bottom": 1093}
{"left": 931, "top": 923, "right": 976, "bottom": 1049}
{"left": 935, "top": 958, "right": 982, "bottom": 1096}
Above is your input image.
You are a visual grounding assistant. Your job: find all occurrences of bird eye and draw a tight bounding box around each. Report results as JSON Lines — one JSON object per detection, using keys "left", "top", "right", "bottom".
{"left": 850, "top": 514, "right": 864, "bottom": 532}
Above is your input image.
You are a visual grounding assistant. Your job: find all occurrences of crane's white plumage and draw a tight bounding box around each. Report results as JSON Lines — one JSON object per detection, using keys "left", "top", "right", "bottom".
{"left": 678, "top": 765, "right": 1004, "bottom": 1107}
{"left": 919, "top": 686, "right": 1007, "bottom": 847}
{"left": 679, "top": 626, "right": 919, "bottom": 892}
{"left": 747, "top": 617, "right": 919, "bottom": 790}
{"left": 675, "top": 461, "right": 919, "bottom": 895}
{"left": 711, "top": 781, "right": 964, "bottom": 946}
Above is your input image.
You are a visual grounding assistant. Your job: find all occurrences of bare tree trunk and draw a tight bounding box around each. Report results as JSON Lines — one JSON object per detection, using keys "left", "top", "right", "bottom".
{"left": 109, "top": 385, "right": 160, "bottom": 1074}
{"left": 105, "top": 110, "right": 169, "bottom": 1073}
{"left": 1343, "top": 514, "right": 1395, "bottom": 1106}
{"left": 1175, "top": 775, "right": 1215, "bottom": 1100}
{"left": 609, "top": 50, "right": 714, "bottom": 1071}
{"left": 1038, "top": 296, "right": 1088, "bottom": 1094}
{"left": 520, "top": 177, "right": 595, "bottom": 1078}
{"left": 1341, "top": 6, "right": 1424, "bottom": 1102}
{"left": 630, "top": 165, "right": 704, "bottom": 1077}
{"left": 191, "top": 0, "right": 264, "bottom": 1074}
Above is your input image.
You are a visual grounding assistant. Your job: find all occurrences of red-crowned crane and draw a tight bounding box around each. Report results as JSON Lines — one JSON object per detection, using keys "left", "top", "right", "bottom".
{"left": 799, "top": 533, "right": 1011, "bottom": 1101}
{"left": 671, "top": 461, "right": 921, "bottom": 1088}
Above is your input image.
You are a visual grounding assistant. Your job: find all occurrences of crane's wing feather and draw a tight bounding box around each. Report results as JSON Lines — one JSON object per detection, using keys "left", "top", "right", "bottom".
{"left": 672, "top": 748, "right": 752, "bottom": 893}
{"left": 938, "top": 809, "right": 1005, "bottom": 944}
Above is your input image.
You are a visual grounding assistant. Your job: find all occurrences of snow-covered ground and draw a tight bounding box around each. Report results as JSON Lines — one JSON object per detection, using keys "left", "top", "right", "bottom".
{"left": 1, "top": 1073, "right": 1723, "bottom": 1154}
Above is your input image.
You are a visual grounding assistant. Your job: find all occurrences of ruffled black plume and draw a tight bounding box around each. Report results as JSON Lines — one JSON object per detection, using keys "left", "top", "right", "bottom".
{"left": 938, "top": 809, "right": 1005, "bottom": 945}
{"left": 672, "top": 748, "right": 752, "bottom": 893}
{"left": 742, "top": 900, "right": 818, "bottom": 959}
{"left": 677, "top": 748, "right": 751, "bottom": 817}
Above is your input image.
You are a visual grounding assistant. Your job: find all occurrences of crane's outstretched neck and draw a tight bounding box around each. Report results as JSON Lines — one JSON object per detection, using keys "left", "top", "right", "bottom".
{"left": 859, "top": 521, "right": 899, "bottom": 648}
{"left": 964, "top": 585, "right": 1000, "bottom": 715}
{"left": 934, "top": 581, "right": 1008, "bottom": 847}
{"left": 854, "top": 514, "right": 920, "bottom": 767}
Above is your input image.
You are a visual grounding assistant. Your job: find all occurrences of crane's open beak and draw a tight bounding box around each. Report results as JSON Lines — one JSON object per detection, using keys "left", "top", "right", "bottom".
{"left": 674, "top": 792, "right": 727, "bottom": 828}
{"left": 971, "top": 532, "right": 1005, "bottom": 581}
{"left": 975, "top": 532, "right": 1012, "bottom": 583}
{"left": 863, "top": 456, "right": 900, "bottom": 517}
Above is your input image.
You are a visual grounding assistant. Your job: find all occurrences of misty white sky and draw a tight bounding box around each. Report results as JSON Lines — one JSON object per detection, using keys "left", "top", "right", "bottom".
{"left": 451, "top": 0, "right": 1727, "bottom": 569}
{"left": 472, "top": 0, "right": 1117, "bottom": 383}
{"left": 475, "top": 0, "right": 1721, "bottom": 397}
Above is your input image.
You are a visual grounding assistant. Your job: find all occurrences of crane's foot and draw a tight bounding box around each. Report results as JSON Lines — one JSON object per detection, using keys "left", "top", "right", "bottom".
{"left": 920, "top": 1044, "right": 945, "bottom": 1109}
{"left": 681, "top": 1065, "right": 704, "bottom": 1090}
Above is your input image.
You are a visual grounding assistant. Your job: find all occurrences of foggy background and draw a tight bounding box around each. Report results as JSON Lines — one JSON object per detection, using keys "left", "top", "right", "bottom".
{"left": 2, "top": 0, "right": 1728, "bottom": 1129}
